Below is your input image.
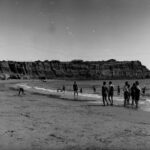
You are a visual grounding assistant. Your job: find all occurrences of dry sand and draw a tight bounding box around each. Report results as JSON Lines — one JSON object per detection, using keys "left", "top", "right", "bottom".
{"left": 0, "top": 81, "right": 150, "bottom": 150}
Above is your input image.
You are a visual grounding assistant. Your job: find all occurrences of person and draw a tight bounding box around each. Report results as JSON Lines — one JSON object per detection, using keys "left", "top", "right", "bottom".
{"left": 127, "top": 84, "right": 131, "bottom": 104}
{"left": 73, "top": 81, "right": 78, "bottom": 97}
{"left": 93, "top": 86, "right": 96, "bottom": 93}
{"left": 102, "top": 82, "right": 108, "bottom": 106}
{"left": 108, "top": 81, "right": 114, "bottom": 106}
{"left": 142, "top": 87, "right": 146, "bottom": 95}
{"left": 80, "top": 88, "right": 83, "bottom": 93}
{"left": 18, "top": 87, "right": 24, "bottom": 96}
{"left": 117, "top": 85, "right": 120, "bottom": 95}
{"left": 123, "top": 81, "right": 130, "bottom": 107}
{"left": 62, "top": 85, "right": 65, "bottom": 93}
{"left": 131, "top": 83, "right": 136, "bottom": 106}
{"left": 134, "top": 81, "right": 141, "bottom": 108}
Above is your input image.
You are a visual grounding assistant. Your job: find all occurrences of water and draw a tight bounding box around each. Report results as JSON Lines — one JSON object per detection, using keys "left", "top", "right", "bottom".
{"left": 16, "top": 79, "right": 150, "bottom": 112}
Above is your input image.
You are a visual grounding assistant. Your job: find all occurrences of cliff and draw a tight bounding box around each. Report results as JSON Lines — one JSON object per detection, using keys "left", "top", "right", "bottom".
{"left": 0, "top": 59, "right": 149, "bottom": 80}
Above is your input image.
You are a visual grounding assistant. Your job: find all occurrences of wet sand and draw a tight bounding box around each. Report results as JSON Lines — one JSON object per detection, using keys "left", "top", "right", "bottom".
{"left": 0, "top": 80, "right": 150, "bottom": 150}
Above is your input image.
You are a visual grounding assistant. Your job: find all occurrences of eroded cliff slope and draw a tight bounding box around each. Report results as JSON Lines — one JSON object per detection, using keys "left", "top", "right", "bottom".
{"left": 0, "top": 59, "right": 149, "bottom": 80}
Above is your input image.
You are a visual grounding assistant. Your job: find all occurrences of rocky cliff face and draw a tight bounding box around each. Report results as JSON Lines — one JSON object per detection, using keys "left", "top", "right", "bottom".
{"left": 0, "top": 59, "right": 149, "bottom": 80}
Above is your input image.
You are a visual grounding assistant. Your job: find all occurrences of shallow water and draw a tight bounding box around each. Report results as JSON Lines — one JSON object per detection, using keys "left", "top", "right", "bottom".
{"left": 16, "top": 80, "right": 150, "bottom": 112}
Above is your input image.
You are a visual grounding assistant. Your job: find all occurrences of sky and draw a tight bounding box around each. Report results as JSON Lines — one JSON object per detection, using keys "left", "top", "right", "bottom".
{"left": 0, "top": 0, "right": 150, "bottom": 68}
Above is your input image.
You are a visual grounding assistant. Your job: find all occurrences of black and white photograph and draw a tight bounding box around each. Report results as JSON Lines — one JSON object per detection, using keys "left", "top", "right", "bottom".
{"left": 0, "top": 0, "right": 150, "bottom": 149}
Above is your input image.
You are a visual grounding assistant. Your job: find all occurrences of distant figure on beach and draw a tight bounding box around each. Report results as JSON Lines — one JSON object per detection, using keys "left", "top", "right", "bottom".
{"left": 18, "top": 87, "right": 24, "bottom": 96}
{"left": 123, "top": 81, "right": 130, "bottom": 107}
{"left": 80, "top": 88, "right": 83, "bottom": 93}
{"left": 93, "top": 86, "right": 96, "bottom": 93}
{"left": 128, "top": 84, "right": 131, "bottom": 104}
{"left": 102, "top": 82, "right": 108, "bottom": 106}
{"left": 73, "top": 81, "right": 78, "bottom": 97}
{"left": 131, "top": 83, "right": 136, "bottom": 106}
{"left": 108, "top": 81, "right": 114, "bottom": 106}
{"left": 134, "top": 81, "right": 141, "bottom": 108}
{"left": 117, "top": 85, "right": 120, "bottom": 95}
{"left": 142, "top": 87, "right": 146, "bottom": 95}
{"left": 62, "top": 85, "right": 65, "bottom": 93}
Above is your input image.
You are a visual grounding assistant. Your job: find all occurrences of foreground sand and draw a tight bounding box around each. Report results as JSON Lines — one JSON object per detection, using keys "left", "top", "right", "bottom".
{"left": 0, "top": 81, "right": 150, "bottom": 150}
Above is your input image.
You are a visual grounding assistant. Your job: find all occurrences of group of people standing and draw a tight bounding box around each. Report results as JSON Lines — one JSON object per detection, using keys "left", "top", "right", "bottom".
{"left": 101, "top": 80, "right": 141, "bottom": 108}
{"left": 102, "top": 81, "right": 114, "bottom": 106}
{"left": 72, "top": 80, "right": 142, "bottom": 108}
{"left": 123, "top": 81, "right": 141, "bottom": 108}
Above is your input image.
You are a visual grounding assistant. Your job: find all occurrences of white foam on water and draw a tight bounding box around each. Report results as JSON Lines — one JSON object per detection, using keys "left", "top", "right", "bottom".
{"left": 78, "top": 93, "right": 101, "bottom": 99}
{"left": 146, "top": 99, "right": 150, "bottom": 103}
{"left": 16, "top": 83, "right": 31, "bottom": 89}
{"left": 139, "top": 101, "right": 145, "bottom": 104}
{"left": 34, "top": 86, "right": 57, "bottom": 93}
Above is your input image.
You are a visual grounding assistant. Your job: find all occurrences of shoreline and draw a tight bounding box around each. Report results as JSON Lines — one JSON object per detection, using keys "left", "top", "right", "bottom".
{"left": 10, "top": 81, "right": 150, "bottom": 113}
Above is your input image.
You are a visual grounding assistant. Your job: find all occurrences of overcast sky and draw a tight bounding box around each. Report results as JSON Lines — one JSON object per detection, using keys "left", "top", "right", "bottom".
{"left": 0, "top": 0, "right": 150, "bottom": 68}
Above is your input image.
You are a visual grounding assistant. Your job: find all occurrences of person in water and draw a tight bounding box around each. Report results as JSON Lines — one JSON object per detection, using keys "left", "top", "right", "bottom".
{"left": 142, "top": 87, "right": 146, "bottom": 96}
{"left": 117, "top": 85, "right": 120, "bottom": 95}
{"left": 134, "top": 81, "right": 141, "bottom": 108}
{"left": 131, "top": 83, "right": 136, "bottom": 106}
{"left": 93, "top": 86, "right": 96, "bottom": 93}
{"left": 123, "top": 81, "right": 130, "bottom": 107}
{"left": 73, "top": 81, "right": 78, "bottom": 97}
{"left": 102, "top": 82, "right": 108, "bottom": 106}
{"left": 108, "top": 81, "right": 114, "bottom": 106}
{"left": 62, "top": 85, "right": 65, "bottom": 93}
{"left": 80, "top": 88, "right": 83, "bottom": 93}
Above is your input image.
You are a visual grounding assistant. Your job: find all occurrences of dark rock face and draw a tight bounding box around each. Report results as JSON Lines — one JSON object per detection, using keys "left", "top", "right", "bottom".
{"left": 0, "top": 60, "right": 149, "bottom": 80}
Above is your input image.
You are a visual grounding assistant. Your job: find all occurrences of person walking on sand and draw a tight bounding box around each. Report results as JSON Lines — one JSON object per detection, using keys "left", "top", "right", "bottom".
{"left": 123, "top": 81, "right": 130, "bottom": 107}
{"left": 102, "top": 82, "right": 109, "bottom": 106}
{"left": 108, "top": 81, "right": 114, "bottom": 106}
{"left": 73, "top": 81, "right": 78, "bottom": 97}
{"left": 134, "top": 81, "right": 141, "bottom": 109}
{"left": 131, "top": 83, "right": 136, "bottom": 106}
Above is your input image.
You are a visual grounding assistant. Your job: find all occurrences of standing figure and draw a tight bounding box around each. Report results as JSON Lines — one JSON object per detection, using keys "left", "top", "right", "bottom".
{"left": 102, "top": 82, "right": 108, "bottom": 106}
{"left": 117, "top": 85, "right": 120, "bottom": 95}
{"left": 108, "top": 81, "right": 114, "bottom": 106}
{"left": 93, "top": 86, "right": 96, "bottom": 93}
{"left": 127, "top": 84, "right": 131, "bottom": 104}
{"left": 80, "top": 88, "right": 83, "bottom": 93}
{"left": 134, "top": 81, "right": 141, "bottom": 108}
{"left": 131, "top": 83, "right": 136, "bottom": 106}
{"left": 62, "top": 85, "right": 65, "bottom": 93}
{"left": 123, "top": 81, "right": 130, "bottom": 107}
{"left": 142, "top": 87, "right": 146, "bottom": 95}
{"left": 73, "top": 81, "right": 78, "bottom": 97}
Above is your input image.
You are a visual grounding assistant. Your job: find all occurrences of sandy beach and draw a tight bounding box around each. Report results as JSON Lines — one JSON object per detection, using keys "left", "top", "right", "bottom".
{"left": 0, "top": 80, "right": 149, "bottom": 150}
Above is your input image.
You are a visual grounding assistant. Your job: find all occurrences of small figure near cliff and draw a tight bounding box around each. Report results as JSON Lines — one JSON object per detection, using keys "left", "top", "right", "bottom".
{"left": 108, "top": 81, "right": 114, "bottom": 106}
{"left": 134, "top": 81, "right": 141, "bottom": 108}
{"left": 117, "top": 85, "right": 120, "bottom": 95}
{"left": 73, "top": 81, "right": 78, "bottom": 97}
{"left": 18, "top": 87, "right": 24, "bottom": 96}
{"left": 102, "top": 82, "right": 109, "bottom": 106}
{"left": 93, "top": 86, "right": 96, "bottom": 93}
